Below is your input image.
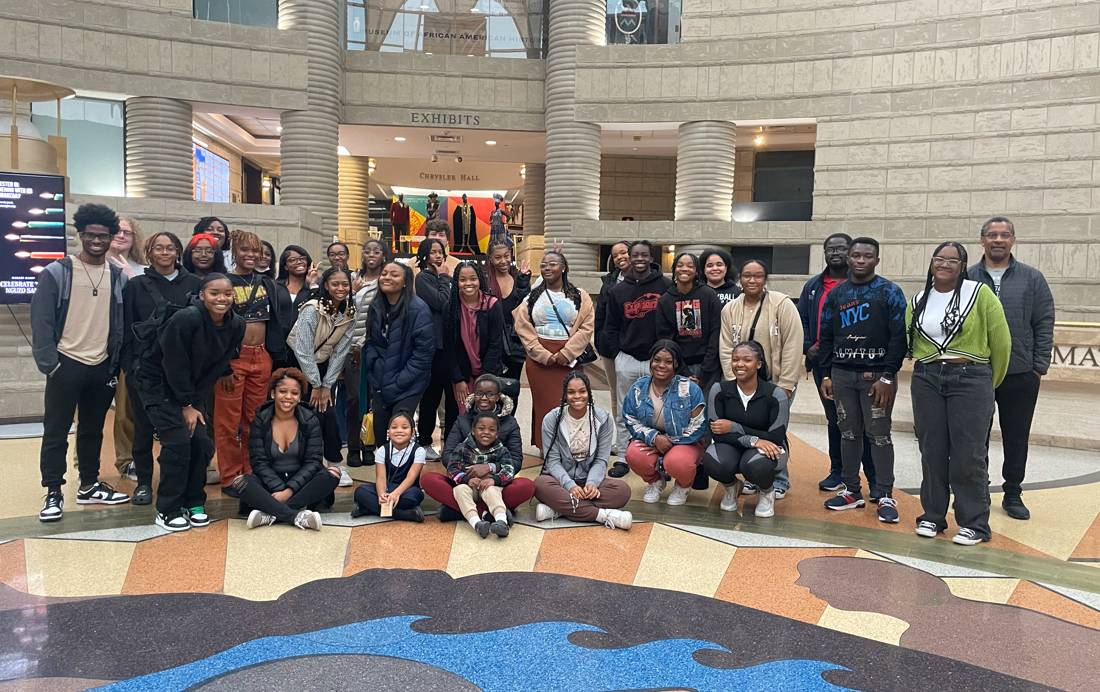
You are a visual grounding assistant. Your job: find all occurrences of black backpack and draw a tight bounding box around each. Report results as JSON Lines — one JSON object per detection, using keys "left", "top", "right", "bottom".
{"left": 130, "top": 280, "right": 193, "bottom": 366}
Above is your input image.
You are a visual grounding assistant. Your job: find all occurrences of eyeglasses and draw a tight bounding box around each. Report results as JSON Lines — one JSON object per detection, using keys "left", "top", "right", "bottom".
{"left": 192, "top": 247, "right": 216, "bottom": 256}
{"left": 473, "top": 391, "right": 499, "bottom": 400}
{"left": 286, "top": 256, "right": 308, "bottom": 264}
{"left": 740, "top": 272, "right": 767, "bottom": 281}
{"left": 328, "top": 250, "right": 349, "bottom": 257}
{"left": 150, "top": 245, "right": 176, "bottom": 254}
{"left": 119, "top": 230, "right": 134, "bottom": 238}
{"left": 932, "top": 257, "right": 962, "bottom": 267}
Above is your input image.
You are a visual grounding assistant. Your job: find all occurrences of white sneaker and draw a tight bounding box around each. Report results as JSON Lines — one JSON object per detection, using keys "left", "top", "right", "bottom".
{"left": 535, "top": 503, "right": 559, "bottom": 522}
{"left": 423, "top": 446, "right": 441, "bottom": 461}
{"left": 741, "top": 482, "right": 759, "bottom": 496}
{"left": 155, "top": 511, "right": 191, "bottom": 532}
{"left": 915, "top": 520, "right": 939, "bottom": 538}
{"left": 667, "top": 485, "right": 690, "bottom": 506}
{"left": 294, "top": 510, "right": 323, "bottom": 531}
{"left": 602, "top": 509, "right": 633, "bottom": 530}
{"left": 246, "top": 510, "right": 276, "bottom": 529}
{"left": 755, "top": 489, "right": 776, "bottom": 518}
{"left": 720, "top": 481, "right": 743, "bottom": 512}
{"left": 337, "top": 466, "right": 353, "bottom": 487}
{"left": 643, "top": 479, "right": 666, "bottom": 504}
{"left": 774, "top": 487, "right": 787, "bottom": 500}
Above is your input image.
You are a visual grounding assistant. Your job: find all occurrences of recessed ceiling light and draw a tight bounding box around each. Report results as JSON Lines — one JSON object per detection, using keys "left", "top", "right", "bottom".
{"left": 394, "top": 136, "right": 406, "bottom": 142}
{"left": 485, "top": 139, "right": 497, "bottom": 146}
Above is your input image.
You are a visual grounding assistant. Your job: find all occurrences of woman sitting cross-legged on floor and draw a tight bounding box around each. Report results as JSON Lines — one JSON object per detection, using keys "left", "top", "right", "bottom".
{"left": 352, "top": 411, "right": 426, "bottom": 522}
{"left": 422, "top": 374, "right": 536, "bottom": 523}
{"left": 702, "top": 340, "right": 790, "bottom": 518}
{"left": 534, "top": 371, "right": 632, "bottom": 530}
{"left": 623, "top": 339, "right": 708, "bottom": 506}
{"left": 234, "top": 368, "right": 341, "bottom": 531}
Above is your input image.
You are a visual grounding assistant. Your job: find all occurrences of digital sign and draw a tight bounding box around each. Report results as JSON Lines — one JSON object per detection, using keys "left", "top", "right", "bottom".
{"left": 0, "top": 172, "right": 67, "bottom": 304}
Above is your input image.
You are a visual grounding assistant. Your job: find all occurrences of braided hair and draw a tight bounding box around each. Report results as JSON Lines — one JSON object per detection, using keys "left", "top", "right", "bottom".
{"left": 671, "top": 251, "right": 702, "bottom": 288}
{"left": 486, "top": 240, "right": 517, "bottom": 300}
{"left": 732, "top": 340, "right": 766, "bottom": 379}
{"left": 907, "top": 241, "right": 969, "bottom": 356}
{"left": 547, "top": 370, "right": 598, "bottom": 457}
{"left": 446, "top": 260, "right": 490, "bottom": 339}
{"left": 527, "top": 250, "right": 582, "bottom": 320}
{"left": 316, "top": 266, "right": 356, "bottom": 319}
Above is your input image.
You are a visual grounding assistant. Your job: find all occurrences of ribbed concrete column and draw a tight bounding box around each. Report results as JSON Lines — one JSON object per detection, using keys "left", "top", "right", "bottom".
{"left": 675, "top": 121, "right": 736, "bottom": 222}
{"left": 125, "top": 97, "right": 192, "bottom": 199}
{"left": 543, "top": 0, "right": 603, "bottom": 271}
{"left": 523, "top": 163, "right": 545, "bottom": 237}
{"left": 338, "top": 155, "right": 370, "bottom": 268}
{"left": 279, "top": 0, "right": 341, "bottom": 230}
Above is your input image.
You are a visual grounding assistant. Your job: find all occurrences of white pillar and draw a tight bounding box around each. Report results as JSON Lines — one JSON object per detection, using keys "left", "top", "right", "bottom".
{"left": 278, "top": 0, "right": 342, "bottom": 232}
{"left": 125, "top": 97, "right": 192, "bottom": 199}
{"left": 675, "top": 121, "right": 736, "bottom": 222}
{"left": 543, "top": 0, "right": 604, "bottom": 271}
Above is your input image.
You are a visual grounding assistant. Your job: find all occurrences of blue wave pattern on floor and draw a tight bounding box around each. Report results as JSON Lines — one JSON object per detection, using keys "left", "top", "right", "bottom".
{"left": 95, "top": 615, "right": 851, "bottom": 691}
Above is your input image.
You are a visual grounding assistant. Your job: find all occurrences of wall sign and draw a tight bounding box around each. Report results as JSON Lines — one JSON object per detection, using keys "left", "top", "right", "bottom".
{"left": 1051, "top": 346, "right": 1100, "bottom": 368}
{"left": 410, "top": 112, "right": 481, "bottom": 127}
{"left": 418, "top": 172, "right": 481, "bottom": 182}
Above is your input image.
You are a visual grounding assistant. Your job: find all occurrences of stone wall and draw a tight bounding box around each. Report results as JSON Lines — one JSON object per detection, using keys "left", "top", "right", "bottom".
{"left": 573, "top": 0, "right": 1100, "bottom": 320}
{"left": 600, "top": 155, "right": 676, "bottom": 220}
{"left": 0, "top": 0, "right": 309, "bottom": 110}
{"left": 342, "top": 52, "right": 545, "bottom": 130}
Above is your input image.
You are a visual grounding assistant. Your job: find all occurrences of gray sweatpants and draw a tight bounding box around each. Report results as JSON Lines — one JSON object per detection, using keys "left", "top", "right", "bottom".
{"left": 832, "top": 367, "right": 895, "bottom": 497}
{"left": 911, "top": 361, "right": 995, "bottom": 539}
{"left": 613, "top": 352, "right": 650, "bottom": 456}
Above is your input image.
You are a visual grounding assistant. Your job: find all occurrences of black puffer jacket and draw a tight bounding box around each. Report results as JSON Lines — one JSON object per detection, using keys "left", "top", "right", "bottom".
{"left": 248, "top": 400, "right": 325, "bottom": 494}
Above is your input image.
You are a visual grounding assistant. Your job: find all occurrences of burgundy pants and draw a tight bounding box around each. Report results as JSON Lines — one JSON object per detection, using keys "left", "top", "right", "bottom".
{"left": 421, "top": 472, "right": 535, "bottom": 513}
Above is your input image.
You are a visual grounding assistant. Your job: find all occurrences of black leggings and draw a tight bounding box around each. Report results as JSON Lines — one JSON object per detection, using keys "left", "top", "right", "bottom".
{"left": 702, "top": 442, "right": 784, "bottom": 491}
{"left": 372, "top": 393, "right": 423, "bottom": 449}
{"left": 232, "top": 471, "right": 340, "bottom": 524}
{"left": 310, "top": 361, "right": 344, "bottom": 463}
{"left": 417, "top": 351, "right": 458, "bottom": 446}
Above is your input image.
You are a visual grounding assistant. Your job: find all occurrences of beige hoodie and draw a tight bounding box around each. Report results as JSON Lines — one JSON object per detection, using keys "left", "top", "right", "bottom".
{"left": 719, "top": 289, "right": 805, "bottom": 391}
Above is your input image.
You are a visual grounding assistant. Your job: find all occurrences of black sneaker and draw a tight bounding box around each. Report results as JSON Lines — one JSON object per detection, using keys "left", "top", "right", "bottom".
{"left": 490, "top": 520, "right": 510, "bottom": 538}
{"left": 155, "top": 511, "right": 191, "bottom": 532}
{"left": 39, "top": 490, "right": 64, "bottom": 522}
{"left": 346, "top": 449, "right": 364, "bottom": 468}
{"left": 818, "top": 474, "right": 844, "bottom": 492}
{"left": 393, "top": 507, "right": 425, "bottom": 523}
{"left": 76, "top": 481, "right": 130, "bottom": 505}
{"left": 187, "top": 506, "right": 211, "bottom": 527}
{"left": 607, "top": 461, "right": 629, "bottom": 478}
{"left": 475, "top": 520, "right": 491, "bottom": 539}
{"left": 1002, "top": 494, "right": 1030, "bottom": 520}
{"left": 876, "top": 497, "right": 899, "bottom": 523}
{"left": 132, "top": 485, "right": 153, "bottom": 506}
{"left": 438, "top": 505, "right": 462, "bottom": 522}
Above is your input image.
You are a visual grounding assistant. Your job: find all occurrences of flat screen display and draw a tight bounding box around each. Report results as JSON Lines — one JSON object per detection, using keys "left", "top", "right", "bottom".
{"left": 194, "top": 144, "right": 231, "bottom": 203}
{"left": 0, "top": 172, "right": 67, "bottom": 304}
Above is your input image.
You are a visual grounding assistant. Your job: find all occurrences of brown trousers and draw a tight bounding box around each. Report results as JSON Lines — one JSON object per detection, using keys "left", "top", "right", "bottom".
{"left": 534, "top": 475, "right": 631, "bottom": 522}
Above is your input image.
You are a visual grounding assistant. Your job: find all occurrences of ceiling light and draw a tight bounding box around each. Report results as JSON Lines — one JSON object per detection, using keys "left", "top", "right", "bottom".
{"left": 394, "top": 136, "right": 406, "bottom": 142}
{"left": 485, "top": 139, "right": 496, "bottom": 146}
{"left": 754, "top": 135, "right": 765, "bottom": 146}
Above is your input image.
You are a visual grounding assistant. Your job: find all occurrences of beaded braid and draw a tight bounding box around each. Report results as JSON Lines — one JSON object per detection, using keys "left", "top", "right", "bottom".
{"left": 549, "top": 371, "right": 597, "bottom": 456}
{"left": 907, "top": 241, "right": 969, "bottom": 356}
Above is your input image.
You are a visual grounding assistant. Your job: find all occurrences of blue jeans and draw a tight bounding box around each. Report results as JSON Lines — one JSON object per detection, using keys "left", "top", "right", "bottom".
{"left": 354, "top": 481, "right": 424, "bottom": 515}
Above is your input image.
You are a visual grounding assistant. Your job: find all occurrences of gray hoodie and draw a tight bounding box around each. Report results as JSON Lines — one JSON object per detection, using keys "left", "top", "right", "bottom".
{"left": 967, "top": 256, "right": 1055, "bottom": 376}
{"left": 540, "top": 404, "right": 615, "bottom": 489}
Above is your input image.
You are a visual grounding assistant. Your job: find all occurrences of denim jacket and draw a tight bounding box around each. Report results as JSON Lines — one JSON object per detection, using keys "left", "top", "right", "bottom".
{"left": 622, "top": 374, "right": 707, "bottom": 446}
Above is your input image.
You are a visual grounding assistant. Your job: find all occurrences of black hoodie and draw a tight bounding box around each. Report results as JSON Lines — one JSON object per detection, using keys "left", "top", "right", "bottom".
{"left": 121, "top": 267, "right": 203, "bottom": 372}
{"left": 711, "top": 279, "right": 741, "bottom": 307}
{"left": 656, "top": 283, "right": 722, "bottom": 382}
{"left": 604, "top": 263, "right": 672, "bottom": 360}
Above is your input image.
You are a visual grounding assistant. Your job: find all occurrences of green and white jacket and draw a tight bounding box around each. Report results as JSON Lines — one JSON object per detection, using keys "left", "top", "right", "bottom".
{"left": 905, "top": 279, "right": 1012, "bottom": 387}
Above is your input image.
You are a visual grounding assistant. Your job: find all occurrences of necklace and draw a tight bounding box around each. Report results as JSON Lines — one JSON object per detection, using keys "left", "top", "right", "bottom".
{"left": 80, "top": 257, "right": 108, "bottom": 296}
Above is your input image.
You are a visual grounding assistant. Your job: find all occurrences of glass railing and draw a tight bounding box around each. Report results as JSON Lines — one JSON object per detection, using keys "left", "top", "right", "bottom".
{"left": 194, "top": 0, "right": 278, "bottom": 28}
{"left": 347, "top": 0, "right": 545, "bottom": 59}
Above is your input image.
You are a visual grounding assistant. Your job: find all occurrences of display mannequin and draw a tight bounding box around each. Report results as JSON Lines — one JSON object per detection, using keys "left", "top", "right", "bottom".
{"left": 426, "top": 192, "right": 440, "bottom": 220}
{"left": 451, "top": 193, "right": 477, "bottom": 254}
{"left": 489, "top": 193, "right": 512, "bottom": 248}
{"left": 389, "top": 194, "right": 410, "bottom": 253}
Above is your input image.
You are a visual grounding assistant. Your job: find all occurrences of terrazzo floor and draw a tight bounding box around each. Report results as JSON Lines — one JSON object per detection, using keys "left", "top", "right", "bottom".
{"left": 1, "top": 388, "right": 1098, "bottom": 691}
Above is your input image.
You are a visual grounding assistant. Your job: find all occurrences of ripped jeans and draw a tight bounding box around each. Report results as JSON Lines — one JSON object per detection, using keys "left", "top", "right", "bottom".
{"left": 832, "top": 367, "right": 895, "bottom": 498}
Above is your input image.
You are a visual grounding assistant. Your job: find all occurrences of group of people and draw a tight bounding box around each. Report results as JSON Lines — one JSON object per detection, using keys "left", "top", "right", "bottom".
{"left": 31, "top": 204, "right": 1053, "bottom": 546}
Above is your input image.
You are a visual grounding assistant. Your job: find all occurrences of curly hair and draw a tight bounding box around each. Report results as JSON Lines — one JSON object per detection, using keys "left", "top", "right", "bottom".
{"left": 268, "top": 367, "right": 309, "bottom": 397}
{"left": 73, "top": 203, "right": 120, "bottom": 235}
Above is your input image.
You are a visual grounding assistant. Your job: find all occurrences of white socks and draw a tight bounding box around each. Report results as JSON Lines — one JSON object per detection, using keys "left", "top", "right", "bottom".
{"left": 493, "top": 512, "right": 507, "bottom": 524}
{"left": 466, "top": 515, "right": 481, "bottom": 529}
